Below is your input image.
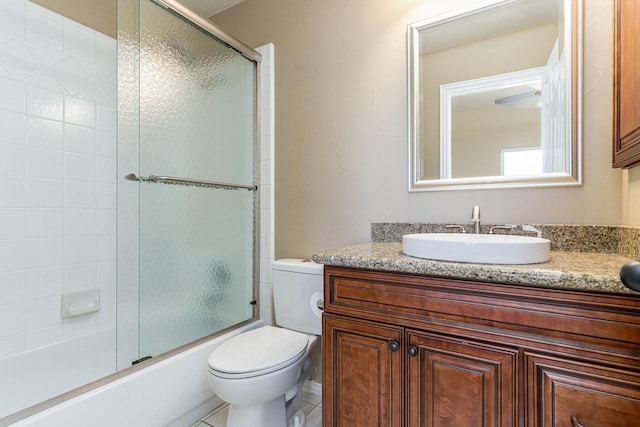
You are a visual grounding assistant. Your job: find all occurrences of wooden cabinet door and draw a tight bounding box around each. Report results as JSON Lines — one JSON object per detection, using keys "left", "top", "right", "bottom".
{"left": 406, "top": 331, "right": 519, "bottom": 427}
{"left": 613, "top": 0, "right": 640, "bottom": 167}
{"left": 323, "top": 314, "right": 403, "bottom": 427}
{"left": 526, "top": 353, "right": 640, "bottom": 426}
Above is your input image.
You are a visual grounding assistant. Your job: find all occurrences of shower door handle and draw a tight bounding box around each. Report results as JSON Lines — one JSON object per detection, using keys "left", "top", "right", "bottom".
{"left": 125, "top": 173, "right": 257, "bottom": 191}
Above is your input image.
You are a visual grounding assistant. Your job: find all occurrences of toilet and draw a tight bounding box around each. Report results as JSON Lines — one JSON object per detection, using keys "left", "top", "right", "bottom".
{"left": 207, "top": 258, "right": 324, "bottom": 427}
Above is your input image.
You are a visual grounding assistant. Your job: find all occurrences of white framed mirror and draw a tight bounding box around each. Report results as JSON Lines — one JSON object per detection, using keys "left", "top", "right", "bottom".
{"left": 408, "top": 0, "right": 582, "bottom": 192}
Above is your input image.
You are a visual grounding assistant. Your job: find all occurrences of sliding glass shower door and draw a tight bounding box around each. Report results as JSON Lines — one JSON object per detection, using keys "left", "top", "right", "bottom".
{"left": 118, "top": 0, "right": 259, "bottom": 363}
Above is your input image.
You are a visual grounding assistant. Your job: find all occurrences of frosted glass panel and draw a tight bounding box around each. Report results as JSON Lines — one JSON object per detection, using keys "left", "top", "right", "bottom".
{"left": 140, "top": 0, "right": 256, "bottom": 186}
{"left": 139, "top": 185, "right": 254, "bottom": 355}
{"left": 138, "top": 0, "right": 257, "bottom": 357}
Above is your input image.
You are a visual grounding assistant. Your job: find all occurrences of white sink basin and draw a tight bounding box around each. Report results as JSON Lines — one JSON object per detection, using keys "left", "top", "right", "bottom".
{"left": 402, "top": 233, "right": 551, "bottom": 264}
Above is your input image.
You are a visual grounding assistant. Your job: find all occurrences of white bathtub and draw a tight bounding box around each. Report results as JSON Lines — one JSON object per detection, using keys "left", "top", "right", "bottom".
{"left": 0, "top": 329, "right": 117, "bottom": 419}
{"left": 4, "top": 321, "right": 261, "bottom": 427}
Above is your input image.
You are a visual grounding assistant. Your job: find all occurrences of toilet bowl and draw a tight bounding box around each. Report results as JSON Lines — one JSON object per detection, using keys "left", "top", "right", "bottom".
{"left": 207, "top": 259, "right": 323, "bottom": 427}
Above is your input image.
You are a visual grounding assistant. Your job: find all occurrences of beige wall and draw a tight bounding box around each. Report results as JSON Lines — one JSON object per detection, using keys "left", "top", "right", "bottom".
{"left": 623, "top": 168, "right": 640, "bottom": 225}
{"left": 31, "top": 0, "right": 116, "bottom": 38}
{"left": 212, "top": 0, "right": 624, "bottom": 259}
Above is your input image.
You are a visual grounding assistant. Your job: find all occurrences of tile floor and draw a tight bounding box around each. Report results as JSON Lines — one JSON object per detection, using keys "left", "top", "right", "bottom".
{"left": 190, "top": 381, "right": 322, "bottom": 427}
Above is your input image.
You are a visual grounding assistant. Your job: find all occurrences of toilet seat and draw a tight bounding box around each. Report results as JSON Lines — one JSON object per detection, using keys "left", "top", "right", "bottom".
{"left": 208, "top": 326, "right": 310, "bottom": 379}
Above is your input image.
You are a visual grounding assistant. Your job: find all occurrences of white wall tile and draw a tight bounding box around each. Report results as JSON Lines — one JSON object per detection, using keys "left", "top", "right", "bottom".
{"left": 0, "top": 110, "right": 26, "bottom": 144}
{"left": 96, "top": 209, "right": 116, "bottom": 235}
{"left": 26, "top": 117, "right": 63, "bottom": 150}
{"left": 26, "top": 295, "right": 61, "bottom": 330}
{"left": 26, "top": 266, "right": 63, "bottom": 299}
{"left": 259, "top": 281, "right": 273, "bottom": 311}
{"left": 63, "top": 314, "right": 96, "bottom": 338}
{"left": 96, "top": 260, "right": 115, "bottom": 287}
{"left": 26, "top": 208, "right": 63, "bottom": 238}
{"left": 63, "top": 263, "right": 97, "bottom": 292}
{"left": 0, "top": 301, "right": 25, "bottom": 337}
{"left": 63, "top": 236, "right": 96, "bottom": 264}
{"left": 64, "top": 152, "right": 95, "bottom": 181}
{"left": 95, "top": 156, "right": 115, "bottom": 183}
{"left": 260, "top": 184, "right": 273, "bottom": 211}
{"left": 0, "top": 142, "right": 26, "bottom": 176}
{"left": 64, "top": 180, "right": 95, "bottom": 208}
{"left": 63, "top": 19, "right": 95, "bottom": 64}
{"left": 260, "top": 158, "right": 272, "bottom": 186}
{"left": 0, "top": 0, "right": 117, "bottom": 377}
{"left": 26, "top": 323, "right": 64, "bottom": 349}
{"left": 0, "top": 38, "right": 42, "bottom": 81}
{"left": 27, "top": 177, "right": 63, "bottom": 208}
{"left": 65, "top": 123, "right": 96, "bottom": 154}
{"left": 28, "top": 147, "right": 64, "bottom": 179}
{"left": 95, "top": 183, "right": 115, "bottom": 209}
{"left": 0, "top": 175, "right": 26, "bottom": 208}
{"left": 0, "top": 333, "right": 25, "bottom": 359}
{"left": 96, "top": 130, "right": 116, "bottom": 158}
{"left": 26, "top": 85, "right": 64, "bottom": 120}
{"left": 0, "top": 0, "right": 26, "bottom": 39}
{"left": 96, "top": 235, "right": 116, "bottom": 261}
{"left": 95, "top": 33, "right": 116, "bottom": 72}
{"left": 65, "top": 96, "right": 96, "bottom": 127}
{"left": 96, "top": 104, "right": 116, "bottom": 131}
{"left": 99, "top": 285, "right": 116, "bottom": 312}
{"left": 64, "top": 208, "right": 96, "bottom": 236}
{"left": 0, "top": 271, "right": 26, "bottom": 305}
{"left": 26, "top": 238, "right": 63, "bottom": 269}
{"left": 0, "top": 208, "right": 26, "bottom": 239}
{"left": 0, "top": 239, "right": 26, "bottom": 273}
{"left": 25, "top": 2, "right": 63, "bottom": 52}
{"left": 0, "top": 76, "right": 26, "bottom": 113}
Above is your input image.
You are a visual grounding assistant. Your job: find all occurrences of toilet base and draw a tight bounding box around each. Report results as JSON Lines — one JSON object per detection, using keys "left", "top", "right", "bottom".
{"left": 225, "top": 357, "right": 313, "bottom": 427}
{"left": 287, "top": 409, "right": 306, "bottom": 427}
{"left": 227, "top": 395, "right": 286, "bottom": 427}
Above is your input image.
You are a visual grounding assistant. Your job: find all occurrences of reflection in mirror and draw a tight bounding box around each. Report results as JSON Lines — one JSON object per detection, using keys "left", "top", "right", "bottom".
{"left": 408, "top": 0, "right": 582, "bottom": 191}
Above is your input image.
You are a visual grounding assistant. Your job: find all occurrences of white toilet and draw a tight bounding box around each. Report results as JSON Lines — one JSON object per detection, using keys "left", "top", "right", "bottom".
{"left": 207, "top": 259, "right": 324, "bottom": 427}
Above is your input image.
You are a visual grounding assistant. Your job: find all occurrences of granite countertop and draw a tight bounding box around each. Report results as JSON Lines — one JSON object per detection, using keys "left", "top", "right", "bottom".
{"left": 312, "top": 242, "right": 639, "bottom": 296}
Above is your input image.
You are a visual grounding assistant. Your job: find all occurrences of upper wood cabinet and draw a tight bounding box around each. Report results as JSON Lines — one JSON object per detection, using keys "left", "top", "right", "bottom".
{"left": 613, "top": 0, "right": 640, "bottom": 167}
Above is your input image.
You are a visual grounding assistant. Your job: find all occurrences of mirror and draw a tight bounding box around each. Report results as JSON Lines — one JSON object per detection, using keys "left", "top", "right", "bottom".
{"left": 408, "top": 0, "right": 582, "bottom": 191}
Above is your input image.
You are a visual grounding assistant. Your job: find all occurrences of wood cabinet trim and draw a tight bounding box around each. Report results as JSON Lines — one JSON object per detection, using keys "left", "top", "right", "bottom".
{"left": 323, "top": 267, "right": 640, "bottom": 426}
{"left": 325, "top": 268, "right": 640, "bottom": 354}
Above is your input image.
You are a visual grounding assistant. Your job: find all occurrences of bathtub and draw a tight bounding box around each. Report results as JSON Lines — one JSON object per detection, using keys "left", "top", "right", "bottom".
{"left": 0, "top": 329, "right": 116, "bottom": 419}
{"left": 3, "top": 321, "right": 261, "bottom": 427}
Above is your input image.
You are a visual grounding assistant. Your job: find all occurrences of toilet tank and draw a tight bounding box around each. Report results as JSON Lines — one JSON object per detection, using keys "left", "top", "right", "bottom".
{"left": 272, "top": 259, "right": 324, "bottom": 336}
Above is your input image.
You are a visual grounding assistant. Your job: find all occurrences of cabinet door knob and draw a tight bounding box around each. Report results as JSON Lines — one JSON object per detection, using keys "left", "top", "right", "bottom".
{"left": 389, "top": 341, "right": 400, "bottom": 352}
{"left": 407, "top": 346, "right": 418, "bottom": 357}
{"left": 571, "top": 416, "right": 586, "bottom": 427}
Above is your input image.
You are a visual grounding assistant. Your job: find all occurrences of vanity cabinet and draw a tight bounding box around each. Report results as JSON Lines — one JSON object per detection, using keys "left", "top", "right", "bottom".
{"left": 613, "top": 0, "right": 640, "bottom": 167}
{"left": 322, "top": 267, "right": 640, "bottom": 426}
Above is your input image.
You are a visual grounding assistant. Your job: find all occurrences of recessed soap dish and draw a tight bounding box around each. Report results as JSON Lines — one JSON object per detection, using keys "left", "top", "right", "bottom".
{"left": 61, "top": 290, "right": 101, "bottom": 319}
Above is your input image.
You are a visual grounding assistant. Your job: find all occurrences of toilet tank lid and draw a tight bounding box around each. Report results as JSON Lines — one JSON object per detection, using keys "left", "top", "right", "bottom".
{"left": 272, "top": 258, "right": 323, "bottom": 275}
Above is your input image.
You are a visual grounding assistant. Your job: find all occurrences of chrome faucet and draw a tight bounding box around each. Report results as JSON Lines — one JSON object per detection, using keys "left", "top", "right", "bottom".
{"left": 471, "top": 205, "right": 481, "bottom": 234}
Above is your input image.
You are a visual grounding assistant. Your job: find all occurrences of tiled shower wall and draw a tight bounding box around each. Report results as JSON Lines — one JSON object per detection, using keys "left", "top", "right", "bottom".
{"left": 258, "top": 43, "right": 275, "bottom": 327}
{"left": 0, "top": 0, "right": 117, "bottom": 358}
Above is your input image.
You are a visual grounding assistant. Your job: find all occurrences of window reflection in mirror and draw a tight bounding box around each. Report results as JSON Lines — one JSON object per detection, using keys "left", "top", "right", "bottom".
{"left": 408, "top": 0, "right": 582, "bottom": 191}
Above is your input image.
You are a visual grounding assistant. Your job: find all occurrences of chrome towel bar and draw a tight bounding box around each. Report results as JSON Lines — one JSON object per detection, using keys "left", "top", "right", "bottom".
{"left": 125, "top": 173, "right": 257, "bottom": 191}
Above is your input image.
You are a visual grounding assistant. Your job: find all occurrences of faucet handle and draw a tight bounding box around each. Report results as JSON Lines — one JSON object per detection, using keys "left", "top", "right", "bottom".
{"left": 489, "top": 225, "right": 513, "bottom": 234}
{"left": 445, "top": 224, "right": 466, "bottom": 233}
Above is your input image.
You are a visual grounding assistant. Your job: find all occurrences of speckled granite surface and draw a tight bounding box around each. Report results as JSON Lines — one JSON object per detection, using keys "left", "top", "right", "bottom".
{"left": 371, "top": 223, "right": 640, "bottom": 259}
{"left": 312, "top": 241, "right": 640, "bottom": 296}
